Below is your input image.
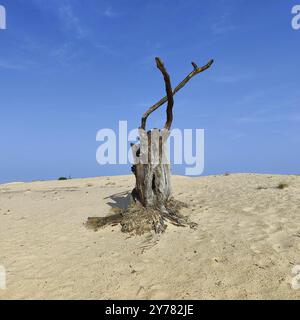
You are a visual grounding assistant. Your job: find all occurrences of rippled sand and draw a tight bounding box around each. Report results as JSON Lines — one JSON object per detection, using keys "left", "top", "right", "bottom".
{"left": 1, "top": 174, "right": 300, "bottom": 299}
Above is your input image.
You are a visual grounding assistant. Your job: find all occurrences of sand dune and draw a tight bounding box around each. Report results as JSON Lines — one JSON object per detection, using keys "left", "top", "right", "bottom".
{"left": 1, "top": 174, "right": 300, "bottom": 300}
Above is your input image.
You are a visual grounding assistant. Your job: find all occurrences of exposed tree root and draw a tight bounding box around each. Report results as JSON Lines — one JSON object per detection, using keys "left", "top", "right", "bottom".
{"left": 86, "top": 197, "right": 197, "bottom": 236}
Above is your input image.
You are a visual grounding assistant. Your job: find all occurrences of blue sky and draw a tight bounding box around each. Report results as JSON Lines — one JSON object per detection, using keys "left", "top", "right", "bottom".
{"left": 0, "top": 0, "right": 299, "bottom": 182}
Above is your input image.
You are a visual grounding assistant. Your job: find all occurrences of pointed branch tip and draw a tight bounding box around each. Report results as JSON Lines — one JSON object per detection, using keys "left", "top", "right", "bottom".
{"left": 191, "top": 62, "right": 198, "bottom": 70}
{"left": 208, "top": 59, "right": 214, "bottom": 66}
{"left": 155, "top": 57, "right": 164, "bottom": 68}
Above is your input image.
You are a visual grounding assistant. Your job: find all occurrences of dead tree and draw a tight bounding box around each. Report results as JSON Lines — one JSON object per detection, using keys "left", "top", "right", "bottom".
{"left": 87, "top": 57, "right": 213, "bottom": 235}
{"left": 128, "top": 57, "right": 213, "bottom": 231}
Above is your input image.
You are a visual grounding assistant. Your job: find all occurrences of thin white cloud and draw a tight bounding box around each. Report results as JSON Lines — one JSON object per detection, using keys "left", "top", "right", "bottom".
{"left": 95, "top": 44, "right": 119, "bottom": 56}
{"left": 59, "top": 4, "right": 86, "bottom": 39}
{"left": 211, "top": 12, "right": 237, "bottom": 35}
{"left": 103, "top": 6, "right": 123, "bottom": 18}
{"left": 50, "top": 42, "right": 82, "bottom": 65}
{"left": 14, "top": 1, "right": 121, "bottom": 68}
{"left": 0, "top": 59, "right": 36, "bottom": 70}
{"left": 30, "top": 0, "right": 87, "bottom": 39}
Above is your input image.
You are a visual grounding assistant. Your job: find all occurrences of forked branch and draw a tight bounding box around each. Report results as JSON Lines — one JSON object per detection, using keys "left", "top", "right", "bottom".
{"left": 141, "top": 58, "right": 214, "bottom": 130}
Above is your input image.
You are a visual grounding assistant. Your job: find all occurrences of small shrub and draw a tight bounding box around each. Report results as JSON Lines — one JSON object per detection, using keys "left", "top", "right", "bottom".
{"left": 58, "top": 177, "right": 68, "bottom": 181}
{"left": 277, "top": 183, "right": 289, "bottom": 190}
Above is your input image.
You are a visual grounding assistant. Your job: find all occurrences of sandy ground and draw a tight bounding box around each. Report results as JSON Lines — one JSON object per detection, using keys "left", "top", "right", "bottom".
{"left": 1, "top": 173, "right": 300, "bottom": 300}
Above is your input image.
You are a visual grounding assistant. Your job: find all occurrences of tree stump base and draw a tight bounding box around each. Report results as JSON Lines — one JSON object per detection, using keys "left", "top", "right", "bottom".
{"left": 86, "top": 197, "right": 197, "bottom": 236}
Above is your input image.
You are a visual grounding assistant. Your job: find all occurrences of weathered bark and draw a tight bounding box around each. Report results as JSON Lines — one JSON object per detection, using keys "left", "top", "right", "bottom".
{"left": 131, "top": 128, "right": 171, "bottom": 211}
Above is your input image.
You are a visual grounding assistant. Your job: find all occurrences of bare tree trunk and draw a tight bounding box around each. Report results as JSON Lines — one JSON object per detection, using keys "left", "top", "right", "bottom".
{"left": 129, "top": 126, "right": 192, "bottom": 233}
{"left": 132, "top": 128, "right": 171, "bottom": 212}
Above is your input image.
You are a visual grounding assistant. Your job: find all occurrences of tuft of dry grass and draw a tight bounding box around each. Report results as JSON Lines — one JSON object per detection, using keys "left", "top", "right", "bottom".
{"left": 257, "top": 186, "right": 268, "bottom": 190}
{"left": 86, "top": 183, "right": 93, "bottom": 187}
{"left": 276, "top": 182, "right": 289, "bottom": 190}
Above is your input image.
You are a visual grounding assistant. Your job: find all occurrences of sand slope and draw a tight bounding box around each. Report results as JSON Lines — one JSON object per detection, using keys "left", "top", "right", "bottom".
{"left": 1, "top": 174, "right": 300, "bottom": 300}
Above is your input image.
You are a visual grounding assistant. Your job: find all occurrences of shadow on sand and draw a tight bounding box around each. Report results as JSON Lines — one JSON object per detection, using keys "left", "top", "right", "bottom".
{"left": 104, "top": 191, "right": 132, "bottom": 210}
